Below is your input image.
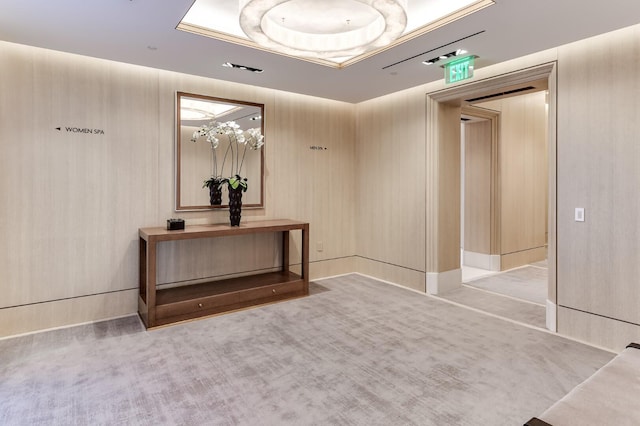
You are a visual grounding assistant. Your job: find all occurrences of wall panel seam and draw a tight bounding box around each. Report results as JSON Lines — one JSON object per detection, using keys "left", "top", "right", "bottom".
{"left": 356, "top": 255, "right": 426, "bottom": 274}
{"left": 1, "top": 288, "right": 138, "bottom": 310}
{"left": 559, "top": 305, "right": 640, "bottom": 328}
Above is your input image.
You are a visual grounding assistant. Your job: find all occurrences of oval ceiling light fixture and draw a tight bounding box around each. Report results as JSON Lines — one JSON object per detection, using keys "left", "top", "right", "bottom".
{"left": 239, "top": 0, "right": 408, "bottom": 60}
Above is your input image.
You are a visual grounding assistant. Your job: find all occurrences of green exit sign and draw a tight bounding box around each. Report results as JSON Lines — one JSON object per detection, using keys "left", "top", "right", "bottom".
{"left": 445, "top": 55, "right": 475, "bottom": 84}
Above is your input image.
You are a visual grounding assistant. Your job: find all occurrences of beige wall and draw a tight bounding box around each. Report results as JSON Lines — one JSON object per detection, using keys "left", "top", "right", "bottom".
{"left": 556, "top": 25, "right": 640, "bottom": 349}
{"left": 355, "top": 90, "right": 427, "bottom": 291}
{"left": 479, "top": 92, "right": 548, "bottom": 269}
{"left": 463, "top": 120, "right": 492, "bottom": 255}
{"left": 0, "top": 41, "right": 355, "bottom": 337}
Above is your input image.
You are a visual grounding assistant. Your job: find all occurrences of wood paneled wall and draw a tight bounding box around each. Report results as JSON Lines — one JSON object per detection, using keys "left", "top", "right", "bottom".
{"left": 0, "top": 41, "right": 355, "bottom": 337}
{"left": 479, "top": 92, "right": 548, "bottom": 269}
{"left": 463, "top": 120, "right": 492, "bottom": 255}
{"left": 556, "top": 24, "right": 640, "bottom": 349}
{"left": 0, "top": 45, "right": 161, "bottom": 312}
{"left": 435, "top": 102, "right": 462, "bottom": 273}
{"left": 355, "top": 89, "right": 427, "bottom": 290}
{"left": 269, "top": 92, "right": 356, "bottom": 265}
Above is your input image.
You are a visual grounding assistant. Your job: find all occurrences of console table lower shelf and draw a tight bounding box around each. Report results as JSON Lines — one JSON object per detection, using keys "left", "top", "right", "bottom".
{"left": 153, "top": 271, "right": 306, "bottom": 327}
{"left": 138, "top": 219, "right": 309, "bottom": 328}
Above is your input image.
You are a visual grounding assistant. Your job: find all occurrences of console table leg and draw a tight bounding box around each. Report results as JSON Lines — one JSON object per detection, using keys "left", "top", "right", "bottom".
{"left": 302, "top": 224, "right": 309, "bottom": 293}
{"left": 282, "top": 230, "right": 290, "bottom": 272}
{"left": 138, "top": 238, "right": 148, "bottom": 326}
{"left": 146, "top": 240, "right": 157, "bottom": 327}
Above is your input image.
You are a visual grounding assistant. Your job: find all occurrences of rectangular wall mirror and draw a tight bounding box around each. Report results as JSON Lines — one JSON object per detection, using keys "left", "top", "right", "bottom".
{"left": 176, "top": 92, "right": 264, "bottom": 211}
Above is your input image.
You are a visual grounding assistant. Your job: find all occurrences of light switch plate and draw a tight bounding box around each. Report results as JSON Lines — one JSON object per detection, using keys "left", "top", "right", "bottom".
{"left": 575, "top": 208, "right": 585, "bottom": 222}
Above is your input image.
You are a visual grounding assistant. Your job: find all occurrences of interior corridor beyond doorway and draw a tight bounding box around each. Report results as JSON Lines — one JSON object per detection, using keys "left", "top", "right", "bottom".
{"left": 455, "top": 87, "right": 550, "bottom": 329}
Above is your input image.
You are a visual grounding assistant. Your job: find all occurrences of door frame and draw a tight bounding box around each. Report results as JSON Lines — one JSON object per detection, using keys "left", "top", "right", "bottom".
{"left": 425, "top": 62, "right": 558, "bottom": 331}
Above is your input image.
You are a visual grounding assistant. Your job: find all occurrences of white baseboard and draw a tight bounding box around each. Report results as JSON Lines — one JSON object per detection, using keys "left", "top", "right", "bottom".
{"left": 463, "top": 251, "right": 501, "bottom": 271}
{"left": 546, "top": 299, "right": 557, "bottom": 332}
{"left": 427, "top": 269, "right": 462, "bottom": 295}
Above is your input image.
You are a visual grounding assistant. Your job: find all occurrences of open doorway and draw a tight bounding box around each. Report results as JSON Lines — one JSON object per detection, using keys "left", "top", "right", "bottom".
{"left": 460, "top": 109, "right": 498, "bottom": 282}
{"left": 426, "top": 63, "right": 557, "bottom": 331}
{"left": 460, "top": 88, "right": 549, "bottom": 314}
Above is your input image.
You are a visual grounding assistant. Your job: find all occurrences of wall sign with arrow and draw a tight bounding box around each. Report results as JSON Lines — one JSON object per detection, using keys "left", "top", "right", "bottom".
{"left": 55, "top": 126, "right": 105, "bottom": 134}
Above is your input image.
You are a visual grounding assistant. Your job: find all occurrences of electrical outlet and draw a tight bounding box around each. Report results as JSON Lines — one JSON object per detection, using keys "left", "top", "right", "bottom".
{"left": 575, "top": 208, "right": 585, "bottom": 222}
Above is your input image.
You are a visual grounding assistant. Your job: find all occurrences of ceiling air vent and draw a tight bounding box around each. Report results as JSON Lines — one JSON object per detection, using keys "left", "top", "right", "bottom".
{"left": 382, "top": 30, "right": 485, "bottom": 70}
{"left": 465, "top": 86, "right": 536, "bottom": 103}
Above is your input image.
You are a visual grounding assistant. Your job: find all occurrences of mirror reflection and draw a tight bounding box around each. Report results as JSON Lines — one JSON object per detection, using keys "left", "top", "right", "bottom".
{"left": 176, "top": 92, "right": 264, "bottom": 210}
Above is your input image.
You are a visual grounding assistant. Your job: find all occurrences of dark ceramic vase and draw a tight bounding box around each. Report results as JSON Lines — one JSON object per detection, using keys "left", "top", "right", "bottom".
{"left": 228, "top": 186, "right": 243, "bottom": 226}
{"left": 209, "top": 184, "right": 222, "bottom": 205}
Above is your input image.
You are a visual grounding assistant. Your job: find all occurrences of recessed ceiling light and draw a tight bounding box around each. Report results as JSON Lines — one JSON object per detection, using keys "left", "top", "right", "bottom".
{"left": 221, "top": 62, "right": 264, "bottom": 73}
{"left": 422, "top": 49, "right": 471, "bottom": 66}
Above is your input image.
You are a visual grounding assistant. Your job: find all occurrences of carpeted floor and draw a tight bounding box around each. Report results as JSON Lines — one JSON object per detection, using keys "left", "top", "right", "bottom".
{"left": 530, "top": 259, "right": 548, "bottom": 269}
{"left": 465, "top": 266, "right": 547, "bottom": 305}
{"left": 436, "top": 285, "right": 547, "bottom": 329}
{"left": 0, "top": 274, "right": 613, "bottom": 425}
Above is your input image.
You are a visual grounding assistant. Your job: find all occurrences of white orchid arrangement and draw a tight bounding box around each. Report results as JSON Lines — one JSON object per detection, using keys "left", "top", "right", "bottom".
{"left": 191, "top": 120, "right": 264, "bottom": 191}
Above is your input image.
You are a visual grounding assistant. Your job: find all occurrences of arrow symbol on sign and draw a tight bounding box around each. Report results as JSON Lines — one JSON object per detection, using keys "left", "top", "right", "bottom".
{"left": 55, "top": 127, "right": 61, "bottom": 131}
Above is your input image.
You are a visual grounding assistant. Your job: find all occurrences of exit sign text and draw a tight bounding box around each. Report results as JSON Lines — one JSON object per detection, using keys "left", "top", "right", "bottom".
{"left": 445, "top": 56, "right": 475, "bottom": 84}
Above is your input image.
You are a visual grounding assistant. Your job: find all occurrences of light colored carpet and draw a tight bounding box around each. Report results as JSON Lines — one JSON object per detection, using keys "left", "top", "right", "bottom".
{"left": 530, "top": 259, "right": 548, "bottom": 269}
{"left": 0, "top": 274, "right": 613, "bottom": 425}
{"left": 461, "top": 265, "right": 498, "bottom": 282}
{"left": 465, "top": 266, "right": 547, "bottom": 305}
{"left": 437, "top": 285, "right": 547, "bottom": 329}
{"left": 539, "top": 344, "right": 640, "bottom": 426}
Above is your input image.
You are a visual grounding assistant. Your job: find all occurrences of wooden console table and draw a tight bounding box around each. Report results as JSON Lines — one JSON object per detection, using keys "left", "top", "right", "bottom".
{"left": 138, "top": 219, "right": 309, "bottom": 328}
